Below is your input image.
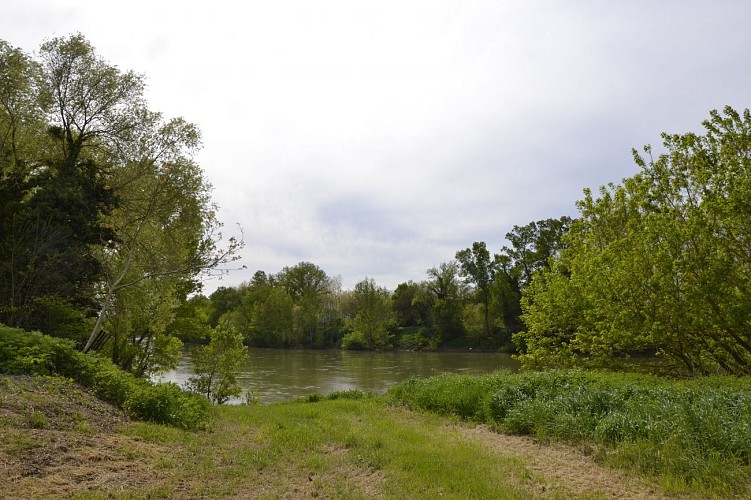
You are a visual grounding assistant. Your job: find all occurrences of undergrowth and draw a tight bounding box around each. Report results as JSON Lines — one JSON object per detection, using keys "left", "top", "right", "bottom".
{"left": 0, "top": 324, "right": 210, "bottom": 429}
{"left": 387, "top": 369, "right": 751, "bottom": 496}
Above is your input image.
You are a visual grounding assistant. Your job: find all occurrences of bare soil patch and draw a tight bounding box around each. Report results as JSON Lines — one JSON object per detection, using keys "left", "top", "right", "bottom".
{"left": 458, "top": 424, "right": 671, "bottom": 499}
{"left": 0, "top": 376, "right": 168, "bottom": 498}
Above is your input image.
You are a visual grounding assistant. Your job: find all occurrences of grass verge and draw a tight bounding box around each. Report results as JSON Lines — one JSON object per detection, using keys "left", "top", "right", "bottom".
{"left": 386, "top": 369, "right": 751, "bottom": 497}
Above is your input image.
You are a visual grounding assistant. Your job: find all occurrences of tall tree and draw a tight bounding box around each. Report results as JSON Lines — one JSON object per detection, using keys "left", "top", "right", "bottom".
{"left": 0, "top": 36, "right": 118, "bottom": 336}
{"left": 519, "top": 107, "right": 751, "bottom": 375}
{"left": 342, "top": 278, "right": 394, "bottom": 350}
{"left": 39, "top": 34, "right": 145, "bottom": 171}
{"left": 0, "top": 34, "right": 241, "bottom": 376}
{"left": 276, "top": 262, "right": 330, "bottom": 346}
{"left": 392, "top": 281, "right": 423, "bottom": 327}
{"left": 502, "top": 216, "right": 572, "bottom": 288}
{"left": 456, "top": 242, "right": 498, "bottom": 338}
{"left": 423, "top": 262, "right": 465, "bottom": 342}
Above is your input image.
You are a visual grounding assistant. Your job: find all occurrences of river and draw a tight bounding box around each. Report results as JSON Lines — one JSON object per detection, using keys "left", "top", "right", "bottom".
{"left": 158, "top": 347, "right": 520, "bottom": 404}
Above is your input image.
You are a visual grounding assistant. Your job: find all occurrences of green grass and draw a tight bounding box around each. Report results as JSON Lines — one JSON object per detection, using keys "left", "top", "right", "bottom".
{"left": 131, "top": 399, "right": 541, "bottom": 498}
{"left": 108, "top": 397, "right": 545, "bottom": 498}
{"left": 386, "top": 369, "right": 751, "bottom": 496}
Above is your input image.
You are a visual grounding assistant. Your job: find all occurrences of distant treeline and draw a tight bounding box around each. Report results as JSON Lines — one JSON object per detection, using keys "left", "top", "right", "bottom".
{"left": 173, "top": 216, "right": 570, "bottom": 352}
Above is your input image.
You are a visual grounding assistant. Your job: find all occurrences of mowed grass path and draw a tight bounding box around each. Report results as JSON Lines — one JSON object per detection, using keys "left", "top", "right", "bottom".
{"left": 117, "top": 400, "right": 541, "bottom": 499}
{"left": 2, "top": 377, "right": 665, "bottom": 499}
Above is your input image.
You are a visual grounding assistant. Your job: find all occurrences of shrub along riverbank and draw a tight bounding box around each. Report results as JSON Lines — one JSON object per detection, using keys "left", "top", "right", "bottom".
{"left": 387, "top": 370, "right": 751, "bottom": 496}
{"left": 0, "top": 325, "right": 210, "bottom": 429}
{"left": 3, "top": 324, "right": 750, "bottom": 497}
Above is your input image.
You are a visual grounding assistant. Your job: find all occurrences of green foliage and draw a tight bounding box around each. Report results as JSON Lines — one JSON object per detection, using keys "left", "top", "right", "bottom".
{"left": 391, "top": 281, "right": 423, "bottom": 327}
{"left": 0, "top": 35, "right": 239, "bottom": 377}
{"left": 166, "top": 294, "right": 212, "bottom": 343}
{"left": 0, "top": 324, "right": 210, "bottom": 429}
{"left": 393, "top": 326, "right": 440, "bottom": 351}
{"left": 388, "top": 369, "right": 751, "bottom": 495}
{"left": 323, "top": 389, "right": 372, "bottom": 400}
{"left": 519, "top": 107, "right": 751, "bottom": 375}
{"left": 342, "top": 278, "right": 394, "bottom": 350}
{"left": 27, "top": 409, "right": 49, "bottom": 429}
{"left": 186, "top": 320, "right": 247, "bottom": 404}
{"left": 305, "top": 392, "right": 324, "bottom": 402}
{"left": 501, "top": 217, "right": 572, "bottom": 288}
{"left": 423, "top": 262, "right": 465, "bottom": 343}
{"left": 123, "top": 382, "right": 211, "bottom": 430}
{"left": 387, "top": 371, "right": 514, "bottom": 421}
{"left": 456, "top": 242, "right": 499, "bottom": 338}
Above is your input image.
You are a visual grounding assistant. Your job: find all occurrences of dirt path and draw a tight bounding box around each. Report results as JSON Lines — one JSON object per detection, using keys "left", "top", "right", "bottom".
{"left": 458, "top": 424, "right": 672, "bottom": 499}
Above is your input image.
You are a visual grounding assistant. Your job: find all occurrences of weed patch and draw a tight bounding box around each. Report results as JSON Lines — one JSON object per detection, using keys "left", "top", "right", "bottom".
{"left": 387, "top": 369, "right": 751, "bottom": 496}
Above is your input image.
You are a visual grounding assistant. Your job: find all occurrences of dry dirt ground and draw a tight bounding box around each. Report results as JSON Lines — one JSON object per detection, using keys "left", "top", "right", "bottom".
{"left": 0, "top": 375, "right": 680, "bottom": 499}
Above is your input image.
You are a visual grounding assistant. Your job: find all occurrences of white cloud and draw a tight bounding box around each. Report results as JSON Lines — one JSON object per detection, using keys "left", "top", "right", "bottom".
{"left": 3, "top": 0, "right": 751, "bottom": 291}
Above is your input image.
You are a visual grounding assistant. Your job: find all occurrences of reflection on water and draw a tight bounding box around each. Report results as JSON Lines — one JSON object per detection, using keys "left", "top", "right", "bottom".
{"left": 158, "top": 347, "right": 520, "bottom": 404}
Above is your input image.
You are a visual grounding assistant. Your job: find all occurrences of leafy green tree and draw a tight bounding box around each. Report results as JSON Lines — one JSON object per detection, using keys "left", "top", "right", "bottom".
{"left": 166, "top": 294, "right": 213, "bottom": 343}
{"left": 208, "top": 286, "right": 244, "bottom": 327}
{"left": 423, "top": 262, "right": 465, "bottom": 342}
{"left": 342, "top": 278, "right": 394, "bottom": 350}
{"left": 0, "top": 36, "right": 116, "bottom": 337}
{"left": 519, "top": 107, "right": 751, "bottom": 375}
{"left": 249, "top": 287, "right": 295, "bottom": 346}
{"left": 488, "top": 216, "right": 573, "bottom": 339}
{"left": 105, "top": 278, "right": 183, "bottom": 376}
{"left": 456, "top": 242, "right": 499, "bottom": 338}
{"left": 0, "top": 40, "right": 47, "bottom": 171}
{"left": 501, "top": 217, "right": 572, "bottom": 288}
{"left": 392, "top": 281, "right": 423, "bottom": 327}
{"left": 187, "top": 320, "right": 247, "bottom": 404}
{"left": 0, "top": 34, "right": 240, "bottom": 378}
{"left": 276, "top": 262, "right": 330, "bottom": 346}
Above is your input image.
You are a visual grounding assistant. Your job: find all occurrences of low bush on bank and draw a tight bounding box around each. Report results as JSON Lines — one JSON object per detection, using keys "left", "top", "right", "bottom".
{"left": 0, "top": 324, "right": 210, "bottom": 429}
{"left": 387, "top": 370, "right": 751, "bottom": 496}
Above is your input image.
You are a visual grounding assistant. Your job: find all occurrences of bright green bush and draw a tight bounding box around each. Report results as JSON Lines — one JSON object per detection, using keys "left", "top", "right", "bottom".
{"left": 124, "top": 382, "right": 211, "bottom": 430}
{"left": 0, "top": 324, "right": 210, "bottom": 429}
{"left": 0, "top": 325, "right": 77, "bottom": 375}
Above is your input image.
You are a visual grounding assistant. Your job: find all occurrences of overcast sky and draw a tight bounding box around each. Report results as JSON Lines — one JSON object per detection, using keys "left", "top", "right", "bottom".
{"left": 3, "top": 1, "right": 750, "bottom": 293}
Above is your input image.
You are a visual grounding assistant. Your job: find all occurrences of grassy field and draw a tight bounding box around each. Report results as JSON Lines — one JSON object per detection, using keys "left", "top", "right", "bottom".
{"left": 1, "top": 375, "right": 671, "bottom": 499}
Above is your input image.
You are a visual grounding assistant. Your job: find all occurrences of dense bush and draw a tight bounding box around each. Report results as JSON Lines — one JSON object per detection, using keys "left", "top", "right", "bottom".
{"left": 124, "top": 382, "right": 210, "bottom": 430}
{"left": 387, "top": 369, "right": 751, "bottom": 495}
{"left": 0, "top": 325, "right": 210, "bottom": 429}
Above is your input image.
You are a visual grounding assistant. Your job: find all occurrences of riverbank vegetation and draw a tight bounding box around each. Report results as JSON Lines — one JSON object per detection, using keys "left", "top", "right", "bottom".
{"left": 3, "top": 369, "right": 749, "bottom": 497}
{"left": 388, "top": 370, "right": 751, "bottom": 496}
{"left": 0, "top": 373, "right": 693, "bottom": 498}
{"left": 0, "top": 324, "right": 210, "bottom": 429}
{"left": 5, "top": 322, "right": 750, "bottom": 496}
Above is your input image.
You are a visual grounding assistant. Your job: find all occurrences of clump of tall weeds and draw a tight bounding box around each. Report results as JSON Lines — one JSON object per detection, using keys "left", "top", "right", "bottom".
{"left": 387, "top": 369, "right": 751, "bottom": 496}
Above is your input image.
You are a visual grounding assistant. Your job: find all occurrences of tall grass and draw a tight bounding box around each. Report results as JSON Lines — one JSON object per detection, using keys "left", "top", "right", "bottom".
{"left": 387, "top": 369, "right": 751, "bottom": 496}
